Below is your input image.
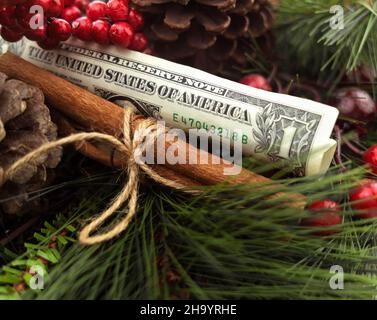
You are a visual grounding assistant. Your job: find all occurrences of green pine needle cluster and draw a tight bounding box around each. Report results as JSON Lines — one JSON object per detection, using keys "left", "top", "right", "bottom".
{"left": 0, "top": 165, "right": 373, "bottom": 300}
{"left": 277, "top": 0, "right": 377, "bottom": 92}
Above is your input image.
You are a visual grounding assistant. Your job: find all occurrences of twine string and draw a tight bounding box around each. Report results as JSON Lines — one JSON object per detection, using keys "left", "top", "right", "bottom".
{"left": 0, "top": 107, "right": 185, "bottom": 245}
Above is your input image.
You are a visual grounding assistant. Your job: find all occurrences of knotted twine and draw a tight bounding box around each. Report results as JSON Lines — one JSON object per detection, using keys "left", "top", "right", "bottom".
{"left": 0, "top": 107, "right": 187, "bottom": 245}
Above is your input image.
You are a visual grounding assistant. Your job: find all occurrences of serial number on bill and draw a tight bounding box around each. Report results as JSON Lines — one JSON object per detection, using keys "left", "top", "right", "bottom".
{"left": 140, "top": 304, "right": 237, "bottom": 317}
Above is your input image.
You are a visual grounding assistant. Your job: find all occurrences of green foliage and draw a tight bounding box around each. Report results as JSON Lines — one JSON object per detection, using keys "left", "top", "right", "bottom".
{"left": 277, "top": 0, "right": 377, "bottom": 92}
{"left": 7, "top": 165, "right": 377, "bottom": 300}
{"left": 0, "top": 213, "right": 77, "bottom": 299}
{"left": 3, "top": 1, "right": 377, "bottom": 300}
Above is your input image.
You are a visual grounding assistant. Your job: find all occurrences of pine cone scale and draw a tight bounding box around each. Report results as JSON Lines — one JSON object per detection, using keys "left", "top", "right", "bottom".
{"left": 164, "top": 4, "right": 195, "bottom": 29}
{"left": 0, "top": 72, "right": 62, "bottom": 215}
{"left": 132, "top": 0, "right": 275, "bottom": 74}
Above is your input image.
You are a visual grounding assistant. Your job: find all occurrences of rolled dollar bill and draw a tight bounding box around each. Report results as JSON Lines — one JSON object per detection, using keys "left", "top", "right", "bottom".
{"left": 3, "top": 37, "right": 339, "bottom": 176}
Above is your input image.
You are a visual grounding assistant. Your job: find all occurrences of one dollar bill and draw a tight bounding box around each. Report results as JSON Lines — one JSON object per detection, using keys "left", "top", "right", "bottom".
{"left": 3, "top": 37, "right": 339, "bottom": 176}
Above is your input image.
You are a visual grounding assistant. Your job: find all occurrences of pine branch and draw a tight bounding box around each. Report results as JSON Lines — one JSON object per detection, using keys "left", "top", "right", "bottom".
{"left": 277, "top": 0, "right": 377, "bottom": 92}
{"left": 13, "top": 166, "right": 377, "bottom": 300}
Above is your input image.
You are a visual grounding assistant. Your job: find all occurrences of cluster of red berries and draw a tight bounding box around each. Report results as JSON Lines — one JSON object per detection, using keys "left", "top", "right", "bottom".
{"left": 300, "top": 186, "right": 377, "bottom": 237}
{"left": 0, "top": 0, "right": 149, "bottom": 52}
{"left": 239, "top": 73, "right": 377, "bottom": 236}
{"left": 295, "top": 117, "right": 377, "bottom": 236}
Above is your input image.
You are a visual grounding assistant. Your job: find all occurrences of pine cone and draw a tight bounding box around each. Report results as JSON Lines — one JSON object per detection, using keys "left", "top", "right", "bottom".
{"left": 132, "top": 0, "right": 275, "bottom": 74}
{"left": 0, "top": 72, "right": 62, "bottom": 215}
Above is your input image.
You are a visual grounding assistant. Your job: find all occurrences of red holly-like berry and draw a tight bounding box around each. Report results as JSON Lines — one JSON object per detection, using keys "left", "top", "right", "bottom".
{"left": 0, "top": 5, "right": 17, "bottom": 27}
{"left": 7, "top": 23, "right": 24, "bottom": 34}
{"left": 301, "top": 200, "right": 342, "bottom": 236}
{"left": 61, "top": 5, "right": 82, "bottom": 23}
{"left": 47, "top": 18, "right": 72, "bottom": 41}
{"left": 45, "top": 0, "right": 64, "bottom": 17}
{"left": 107, "top": 0, "right": 128, "bottom": 22}
{"left": 127, "top": 8, "right": 144, "bottom": 31}
{"left": 15, "top": 4, "right": 34, "bottom": 30}
{"left": 25, "top": 23, "right": 46, "bottom": 41}
{"left": 64, "top": 0, "right": 76, "bottom": 7}
{"left": 364, "top": 145, "right": 377, "bottom": 174}
{"left": 92, "top": 19, "right": 110, "bottom": 45}
{"left": 239, "top": 74, "right": 272, "bottom": 91}
{"left": 72, "top": 16, "right": 92, "bottom": 41}
{"left": 129, "top": 32, "right": 147, "bottom": 51}
{"left": 15, "top": 3, "right": 28, "bottom": 19}
{"left": 332, "top": 87, "right": 376, "bottom": 121}
{"left": 86, "top": 1, "right": 108, "bottom": 21}
{"left": 37, "top": 36, "right": 60, "bottom": 50}
{"left": 350, "top": 183, "right": 377, "bottom": 219}
{"left": 74, "top": 0, "right": 90, "bottom": 12}
{"left": 1, "top": 26, "right": 23, "bottom": 42}
{"left": 109, "top": 21, "right": 133, "bottom": 48}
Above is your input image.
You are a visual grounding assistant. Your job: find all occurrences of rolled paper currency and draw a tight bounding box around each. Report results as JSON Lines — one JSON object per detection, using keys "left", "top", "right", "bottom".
{"left": 3, "top": 37, "right": 339, "bottom": 176}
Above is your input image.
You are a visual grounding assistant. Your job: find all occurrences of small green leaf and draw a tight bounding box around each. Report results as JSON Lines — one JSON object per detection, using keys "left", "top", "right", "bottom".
{"left": 2, "top": 267, "right": 22, "bottom": 276}
{"left": 66, "top": 225, "right": 76, "bottom": 232}
{"left": 57, "top": 235, "right": 68, "bottom": 245}
{"left": 0, "top": 274, "right": 21, "bottom": 284}
{"left": 26, "top": 259, "right": 45, "bottom": 269}
{"left": 0, "top": 292, "right": 21, "bottom": 300}
{"left": 37, "top": 249, "right": 59, "bottom": 264}
{"left": 34, "top": 233, "right": 47, "bottom": 242}
{"left": 23, "top": 273, "right": 32, "bottom": 286}
{"left": 44, "top": 222, "right": 57, "bottom": 233}
{"left": 10, "top": 259, "right": 28, "bottom": 267}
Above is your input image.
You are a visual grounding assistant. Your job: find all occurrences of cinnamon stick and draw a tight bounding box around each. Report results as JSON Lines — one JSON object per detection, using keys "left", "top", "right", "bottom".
{"left": 0, "top": 53, "right": 306, "bottom": 207}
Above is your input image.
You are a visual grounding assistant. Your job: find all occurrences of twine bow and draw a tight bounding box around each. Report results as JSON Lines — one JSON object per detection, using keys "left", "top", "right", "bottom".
{"left": 0, "top": 107, "right": 186, "bottom": 245}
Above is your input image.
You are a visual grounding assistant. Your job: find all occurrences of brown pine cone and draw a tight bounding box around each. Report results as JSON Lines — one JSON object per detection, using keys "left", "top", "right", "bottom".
{"left": 132, "top": 0, "right": 275, "bottom": 74}
{"left": 0, "top": 72, "right": 62, "bottom": 215}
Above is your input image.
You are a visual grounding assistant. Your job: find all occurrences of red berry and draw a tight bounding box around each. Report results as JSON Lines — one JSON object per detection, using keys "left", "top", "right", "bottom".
{"left": 350, "top": 183, "right": 377, "bottom": 219}
{"left": 364, "top": 145, "right": 377, "bottom": 174}
{"left": 37, "top": 36, "right": 60, "bottom": 50}
{"left": 15, "top": 4, "right": 34, "bottom": 30}
{"left": 86, "top": 1, "right": 107, "bottom": 21}
{"left": 74, "top": 0, "right": 90, "bottom": 12}
{"left": 129, "top": 32, "right": 147, "bottom": 51}
{"left": 308, "top": 200, "right": 340, "bottom": 212}
{"left": 25, "top": 23, "right": 46, "bottom": 41}
{"left": 332, "top": 87, "right": 376, "bottom": 121}
{"left": 127, "top": 8, "right": 144, "bottom": 31}
{"left": 240, "top": 74, "right": 272, "bottom": 91}
{"left": 72, "top": 16, "right": 92, "bottom": 41}
{"left": 64, "top": 0, "right": 76, "bottom": 6}
{"left": 48, "top": 18, "right": 72, "bottom": 41}
{"left": 1, "top": 26, "right": 23, "bottom": 42}
{"left": 92, "top": 19, "right": 110, "bottom": 45}
{"left": 107, "top": 0, "right": 128, "bottom": 22}
{"left": 15, "top": 3, "right": 28, "bottom": 19}
{"left": 109, "top": 21, "right": 133, "bottom": 48}
{"left": 7, "top": 24, "right": 24, "bottom": 34}
{"left": 301, "top": 200, "right": 342, "bottom": 236}
{"left": 46, "top": 0, "right": 64, "bottom": 17}
{"left": 0, "top": 5, "right": 17, "bottom": 27}
{"left": 61, "top": 5, "right": 81, "bottom": 23}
